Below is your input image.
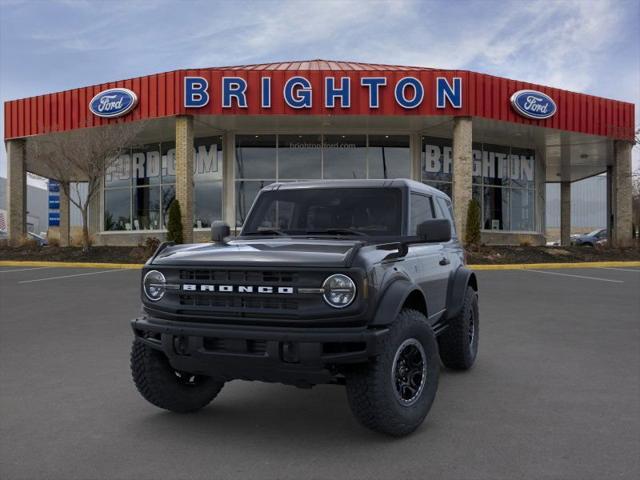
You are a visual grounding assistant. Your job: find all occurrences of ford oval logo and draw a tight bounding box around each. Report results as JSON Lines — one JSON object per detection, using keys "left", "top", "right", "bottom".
{"left": 510, "top": 89, "right": 556, "bottom": 120}
{"left": 89, "top": 88, "right": 138, "bottom": 118}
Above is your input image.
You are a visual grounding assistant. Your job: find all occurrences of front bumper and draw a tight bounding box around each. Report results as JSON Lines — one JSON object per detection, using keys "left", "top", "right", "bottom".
{"left": 131, "top": 316, "right": 388, "bottom": 386}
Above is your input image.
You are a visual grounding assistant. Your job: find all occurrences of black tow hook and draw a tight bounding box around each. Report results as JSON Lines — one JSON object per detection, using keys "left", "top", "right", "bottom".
{"left": 173, "top": 336, "right": 190, "bottom": 356}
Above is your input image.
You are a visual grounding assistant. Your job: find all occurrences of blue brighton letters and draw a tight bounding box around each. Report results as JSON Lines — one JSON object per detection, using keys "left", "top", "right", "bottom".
{"left": 183, "top": 75, "right": 464, "bottom": 110}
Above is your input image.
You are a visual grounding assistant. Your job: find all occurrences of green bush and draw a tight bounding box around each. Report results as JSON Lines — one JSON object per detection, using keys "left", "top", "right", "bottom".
{"left": 166, "top": 200, "right": 183, "bottom": 244}
{"left": 465, "top": 198, "right": 481, "bottom": 246}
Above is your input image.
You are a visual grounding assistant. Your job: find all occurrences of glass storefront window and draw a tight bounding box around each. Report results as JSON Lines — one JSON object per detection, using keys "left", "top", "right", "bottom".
{"left": 482, "top": 143, "right": 511, "bottom": 187}
{"left": 422, "top": 136, "right": 453, "bottom": 183}
{"left": 368, "top": 135, "right": 410, "bottom": 179}
{"left": 194, "top": 136, "right": 223, "bottom": 183}
{"left": 104, "top": 188, "right": 131, "bottom": 231}
{"left": 483, "top": 186, "right": 509, "bottom": 231}
{"left": 104, "top": 136, "right": 223, "bottom": 232}
{"left": 278, "top": 134, "right": 322, "bottom": 179}
{"left": 323, "top": 134, "right": 366, "bottom": 179}
{"left": 235, "top": 135, "right": 277, "bottom": 179}
{"left": 509, "top": 147, "right": 535, "bottom": 189}
{"left": 133, "top": 186, "right": 160, "bottom": 230}
{"left": 105, "top": 153, "right": 131, "bottom": 188}
{"left": 131, "top": 143, "right": 161, "bottom": 187}
{"left": 161, "top": 185, "right": 175, "bottom": 227}
{"left": 422, "top": 136, "right": 537, "bottom": 232}
{"left": 510, "top": 188, "right": 535, "bottom": 231}
{"left": 194, "top": 181, "right": 223, "bottom": 228}
{"left": 161, "top": 141, "right": 176, "bottom": 183}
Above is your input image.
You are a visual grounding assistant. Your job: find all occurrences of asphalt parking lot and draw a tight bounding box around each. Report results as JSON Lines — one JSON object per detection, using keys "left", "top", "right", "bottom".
{"left": 1, "top": 265, "right": 639, "bottom": 480}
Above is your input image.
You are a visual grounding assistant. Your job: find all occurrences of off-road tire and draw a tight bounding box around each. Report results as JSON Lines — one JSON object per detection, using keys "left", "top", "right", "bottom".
{"left": 131, "top": 340, "right": 224, "bottom": 413}
{"left": 438, "top": 286, "right": 479, "bottom": 370}
{"left": 345, "top": 309, "right": 439, "bottom": 436}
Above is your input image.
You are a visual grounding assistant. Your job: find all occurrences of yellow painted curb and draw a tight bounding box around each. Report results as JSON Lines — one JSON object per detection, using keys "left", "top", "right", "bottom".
{"left": 1, "top": 259, "right": 639, "bottom": 271}
{"left": 468, "top": 261, "right": 640, "bottom": 270}
{"left": 0, "top": 260, "right": 144, "bottom": 269}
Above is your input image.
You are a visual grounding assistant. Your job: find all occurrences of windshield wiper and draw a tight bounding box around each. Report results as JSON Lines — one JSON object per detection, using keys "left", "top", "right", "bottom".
{"left": 243, "top": 229, "right": 287, "bottom": 236}
{"left": 304, "top": 228, "right": 367, "bottom": 237}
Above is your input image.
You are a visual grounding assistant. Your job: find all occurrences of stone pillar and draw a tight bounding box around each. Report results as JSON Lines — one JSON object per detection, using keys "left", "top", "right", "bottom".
{"left": 175, "top": 115, "right": 194, "bottom": 243}
{"left": 59, "top": 181, "right": 70, "bottom": 247}
{"left": 452, "top": 117, "right": 473, "bottom": 242}
{"left": 6, "top": 139, "right": 27, "bottom": 246}
{"left": 560, "top": 181, "right": 571, "bottom": 246}
{"left": 222, "top": 132, "right": 236, "bottom": 231}
{"left": 611, "top": 141, "right": 633, "bottom": 247}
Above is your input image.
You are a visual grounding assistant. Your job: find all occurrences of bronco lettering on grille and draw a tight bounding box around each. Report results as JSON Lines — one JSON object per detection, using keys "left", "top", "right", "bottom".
{"left": 182, "top": 284, "right": 295, "bottom": 294}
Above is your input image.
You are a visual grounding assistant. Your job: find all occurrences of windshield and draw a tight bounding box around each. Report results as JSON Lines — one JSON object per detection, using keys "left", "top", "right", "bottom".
{"left": 241, "top": 187, "right": 403, "bottom": 237}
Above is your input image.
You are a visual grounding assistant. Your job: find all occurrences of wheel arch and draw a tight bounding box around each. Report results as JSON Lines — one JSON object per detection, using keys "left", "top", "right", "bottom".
{"left": 370, "top": 278, "right": 428, "bottom": 326}
{"left": 445, "top": 267, "right": 477, "bottom": 321}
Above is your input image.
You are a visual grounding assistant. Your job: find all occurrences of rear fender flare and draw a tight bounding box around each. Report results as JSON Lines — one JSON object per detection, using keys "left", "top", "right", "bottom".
{"left": 445, "top": 267, "right": 478, "bottom": 320}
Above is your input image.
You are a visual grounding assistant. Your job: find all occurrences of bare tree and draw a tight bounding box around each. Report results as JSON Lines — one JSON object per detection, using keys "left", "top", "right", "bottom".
{"left": 27, "top": 121, "right": 143, "bottom": 251}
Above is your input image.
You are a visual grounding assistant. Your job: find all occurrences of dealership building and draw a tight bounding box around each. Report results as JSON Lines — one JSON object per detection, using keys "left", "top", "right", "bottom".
{"left": 3, "top": 60, "right": 635, "bottom": 246}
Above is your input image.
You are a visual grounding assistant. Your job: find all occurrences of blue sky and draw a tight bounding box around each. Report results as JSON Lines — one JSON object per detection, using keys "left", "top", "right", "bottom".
{"left": 1, "top": 0, "right": 638, "bottom": 180}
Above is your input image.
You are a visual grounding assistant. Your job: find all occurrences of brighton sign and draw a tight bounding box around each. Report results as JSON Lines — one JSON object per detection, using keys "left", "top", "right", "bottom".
{"left": 183, "top": 75, "right": 464, "bottom": 110}
{"left": 510, "top": 89, "right": 557, "bottom": 120}
{"left": 89, "top": 88, "right": 138, "bottom": 118}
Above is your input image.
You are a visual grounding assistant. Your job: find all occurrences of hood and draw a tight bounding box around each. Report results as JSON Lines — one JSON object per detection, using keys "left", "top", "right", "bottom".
{"left": 150, "top": 238, "right": 363, "bottom": 268}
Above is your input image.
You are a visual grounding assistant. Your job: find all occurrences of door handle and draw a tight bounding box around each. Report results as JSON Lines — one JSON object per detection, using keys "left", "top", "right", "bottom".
{"left": 439, "top": 257, "right": 450, "bottom": 266}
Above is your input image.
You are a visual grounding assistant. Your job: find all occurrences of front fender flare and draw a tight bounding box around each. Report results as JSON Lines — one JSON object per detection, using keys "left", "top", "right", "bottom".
{"left": 370, "top": 278, "right": 426, "bottom": 327}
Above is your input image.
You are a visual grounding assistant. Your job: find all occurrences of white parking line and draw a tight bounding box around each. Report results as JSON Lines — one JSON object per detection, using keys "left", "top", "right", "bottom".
{"left": 18, "top": 269, "right": 126, "bottom": 284}
{"left": 526, "top": 269, "right": 624, "bottom": 283}
{"left": 597, "top": 267, "right": 640, "bottom": 273}
{"left": 0, "top": 267, "right": 53, "bottom": 273}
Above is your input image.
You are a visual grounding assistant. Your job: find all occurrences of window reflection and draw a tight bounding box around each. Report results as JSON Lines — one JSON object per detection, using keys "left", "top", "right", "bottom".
{"left": 104, "top": 188, "right": 131, "bottom": 231}
{"left": 368, "top": 135, "right": 410, "bottom": 179}
{"left": 278, "top": 134, "right": 322, "bottom": 179}
{"left": 323, "top": 135, "right": 366, "bottom": 179}
{"left": 235, "top": 135, "right": 277, "bottom": 179}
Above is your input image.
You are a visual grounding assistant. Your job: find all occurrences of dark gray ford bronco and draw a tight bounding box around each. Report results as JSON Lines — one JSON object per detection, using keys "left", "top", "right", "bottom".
{"left": 131, "top": 179, "right": 478, "bottom": 436}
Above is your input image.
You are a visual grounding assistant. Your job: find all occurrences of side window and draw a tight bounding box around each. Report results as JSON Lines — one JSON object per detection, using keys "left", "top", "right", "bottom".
{"left": 436, "top": 197, "right": 457, "bottom": 239}
{"left": 409, "top": 193, "right": 434, "bottom": 235}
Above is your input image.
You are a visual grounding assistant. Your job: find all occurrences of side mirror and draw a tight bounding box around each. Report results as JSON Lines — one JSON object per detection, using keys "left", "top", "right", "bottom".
{"left": 417, "top": 219, "right": 451, "bottom": 243}
{"left": 211, "top": 221, "right": 230, "bottom": 244}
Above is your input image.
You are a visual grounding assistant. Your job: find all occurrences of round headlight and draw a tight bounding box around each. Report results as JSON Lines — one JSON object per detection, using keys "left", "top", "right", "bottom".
{"left": 143, "top": 270, "right": 166, "bottom": 301}
{"left": 322, "top": 274, "right": 356, "bottom": 308}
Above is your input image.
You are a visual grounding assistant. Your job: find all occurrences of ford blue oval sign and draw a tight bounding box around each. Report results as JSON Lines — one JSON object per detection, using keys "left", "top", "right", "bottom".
{"left": 510, "top": 90, "right": 556, "bottom": 120}
{"left": 89, "top": 88, "right": 138, "bottom": 118}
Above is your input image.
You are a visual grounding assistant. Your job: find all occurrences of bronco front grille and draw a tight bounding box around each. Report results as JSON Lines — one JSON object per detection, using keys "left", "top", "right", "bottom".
{"left": 179, "top": 294, "right": 299, "bottom": 311}
{"left": 179, "top": 269, "right": 299, "bottom": 284}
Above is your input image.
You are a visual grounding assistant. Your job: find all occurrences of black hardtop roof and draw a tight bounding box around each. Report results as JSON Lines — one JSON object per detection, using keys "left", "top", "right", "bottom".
{"left": 261, "top": 179, "right": 450, "bottom": 200}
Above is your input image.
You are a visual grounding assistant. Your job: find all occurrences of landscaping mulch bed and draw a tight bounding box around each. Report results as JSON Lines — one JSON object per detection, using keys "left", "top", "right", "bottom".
{"left": 0, "top": 245, "right": 152, "bottom": 264}
{"left": 465, "top": 245, "right": 640, "bottom": 264}
{"left": 1, "top": 243, "right": 638, "bottom": 265}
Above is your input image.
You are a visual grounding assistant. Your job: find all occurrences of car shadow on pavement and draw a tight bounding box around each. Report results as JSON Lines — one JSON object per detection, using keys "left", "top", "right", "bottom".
{"left": 127, "top": 372, "right": 453, "bottom": 445}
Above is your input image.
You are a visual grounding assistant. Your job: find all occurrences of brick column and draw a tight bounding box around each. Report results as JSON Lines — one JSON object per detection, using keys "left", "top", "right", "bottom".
{"left": 59, "top": 181, "right": 70, "bottom": 247}
{"left": 560, "top": 181, "right": 571, "bottom": 246}
{"left": 452, "top": 117, "right": 473, "bottom": 242}
{"left": 611, "top": 141, "right": 633, "bottom": 247}
{"left": 175, "top": 115, "right": 194, "bottom": 243}
{"left": 6, "top": 139, "right": 27, "bottom": 245}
